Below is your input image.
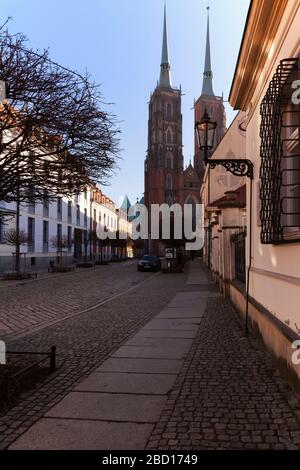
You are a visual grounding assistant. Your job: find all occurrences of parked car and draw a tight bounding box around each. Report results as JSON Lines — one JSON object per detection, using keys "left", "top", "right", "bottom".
{"left": 137, "top": 255, "right": 161, "bottom": 272}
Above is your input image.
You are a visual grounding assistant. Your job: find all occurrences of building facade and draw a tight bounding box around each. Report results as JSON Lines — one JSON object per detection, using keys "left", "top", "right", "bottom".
{"left": 200, "top": 111, "right": 247, "bottom": 290}
{"left": 0, "top": 186, "right": 132, "bottom": 273}
{"left": 202, "top": 0, "right": 300, "bottom": 395}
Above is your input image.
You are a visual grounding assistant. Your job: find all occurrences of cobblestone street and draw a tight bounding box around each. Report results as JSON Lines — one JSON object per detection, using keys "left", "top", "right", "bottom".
{"left": 0, "top": 262, "right": 188, "bottom": 449}
{"left": 0, "top": 261, "right": 151, "bottom": 340}
{"left": 2, "top": 260, "right": 300, "bottom": 450}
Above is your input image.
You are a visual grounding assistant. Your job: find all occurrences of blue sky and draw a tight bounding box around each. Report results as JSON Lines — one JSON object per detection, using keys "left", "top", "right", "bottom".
{"left": 1, "top": 0, "right": 250, "bottom": 206}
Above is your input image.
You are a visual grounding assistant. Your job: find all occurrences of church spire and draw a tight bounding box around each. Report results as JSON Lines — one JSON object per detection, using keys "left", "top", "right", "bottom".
{"left": 201, "top": 6, "right": 214, "bottom": 96}
{"left": 159, "top": 4, "right": 172, "bottom": 88}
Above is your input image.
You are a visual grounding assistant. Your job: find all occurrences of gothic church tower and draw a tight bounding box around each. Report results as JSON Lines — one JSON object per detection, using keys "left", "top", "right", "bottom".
{"left": 194, "top": 7, "right": 227, "bottom": 183}
{"left": 144, "top": 6, "right": 185, "bottom": 255}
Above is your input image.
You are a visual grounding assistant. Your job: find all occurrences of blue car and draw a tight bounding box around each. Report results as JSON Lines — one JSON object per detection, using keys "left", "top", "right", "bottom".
{"left": 137, "top": 255, "right": 161, "bottom": 272}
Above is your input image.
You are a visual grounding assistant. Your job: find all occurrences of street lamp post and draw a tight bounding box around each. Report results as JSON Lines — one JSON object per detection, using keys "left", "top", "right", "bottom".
{"left": 195, "top": 109, "right": 254, "bottom": 334}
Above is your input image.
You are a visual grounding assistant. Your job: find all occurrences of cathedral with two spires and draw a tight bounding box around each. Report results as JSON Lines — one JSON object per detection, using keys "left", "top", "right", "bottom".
{"left": 144, "top": 6, "right": 226, "bottom": 255}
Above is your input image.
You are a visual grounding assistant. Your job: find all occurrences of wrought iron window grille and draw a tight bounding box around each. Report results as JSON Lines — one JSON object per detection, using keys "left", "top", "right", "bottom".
{"left": 260, "top": 57, "right": 300, "bottom": 244}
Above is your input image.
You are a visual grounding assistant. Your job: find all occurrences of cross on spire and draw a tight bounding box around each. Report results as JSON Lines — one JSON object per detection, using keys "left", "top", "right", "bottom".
{"left": 201, "top": 4, "right": 215, "bottom": 96}
{"left": 159, "top": 3, "right": 172, "bottom": 88}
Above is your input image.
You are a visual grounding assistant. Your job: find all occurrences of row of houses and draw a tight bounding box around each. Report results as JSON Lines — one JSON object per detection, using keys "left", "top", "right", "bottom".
{"left": 200, "top": 0, "right": 300, "bottom": 395}
{"left": 0, "top": 186, "right": 133, "bottom": 274}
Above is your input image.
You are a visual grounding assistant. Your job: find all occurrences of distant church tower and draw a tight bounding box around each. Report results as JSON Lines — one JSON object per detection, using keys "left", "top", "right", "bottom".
{"left": 194, "top": 7, "right": 226, "bottom": 182}
{"left": 144, "top": 6, "right": 185, "bottom": 255}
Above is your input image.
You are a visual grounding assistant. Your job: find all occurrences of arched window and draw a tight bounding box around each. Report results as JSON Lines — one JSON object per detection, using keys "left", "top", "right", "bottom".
{"left": 166, "top": 103, "right": 172, "bottom": 120}
{"left": 166, "top": 129, "right": 173, "bottom": 144}
{"left": 165, "top": 174, "right": 172, "bottom": 190}
{"left": 165, "top": 151, "right": 173, "bottom": 169}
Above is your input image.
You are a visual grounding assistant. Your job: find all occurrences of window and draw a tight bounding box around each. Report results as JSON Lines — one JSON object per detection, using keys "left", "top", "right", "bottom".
{"left": 165, "top": 151, "right": 173, "bottom": 169}
{"left": 281, "top": 107, "right": 300, "bottom": 237}
{"left": 166, "top": 129, "right": 173, "bottom": 144}
{"left": 43, "top": 191, "right": 49, "bottom": 218}
{"left": 67, "top": 226, "right": 72, "bottom": 252}
{"left": 165, "top": 174, "right": 172, "bottom": 191}
{"left": 57, "top": 224, "right": 62, "bottom": 247}
{"left": 43, "top": 220, "right": 49, "bottom": 253}
{"left": 260, "top": 58, "right": 300, "bottom": 243}
{"left": 84, "top": 230, "right": 88, "bottom": 245}
{"left": 76, "top": 204, "right": 80, "bottom": 225}
{"left": 166, "top": 103, "right": 172, "bottom": 120}
{"left": 27, "top": 188, "right": 35, "bottom": 214}
{"left": 84, "top": 189, "right": 87, "bottom": 200}
{"left": 28, "top": 217, "right": 35, "bottom": 253}
{"left": 94, "top": 208, "right": 97, "bottom": 221}
{"left": 68, "top": 201, "right": 72, "bottom": 224}
{"left": 57, "top": 197, "right": 62, "bottom": 221}
{"left": 0, "top": 217, "right": 5, "bottom": 243}
{"left": 84, "top": 208, "right": 88, "bottom": 228}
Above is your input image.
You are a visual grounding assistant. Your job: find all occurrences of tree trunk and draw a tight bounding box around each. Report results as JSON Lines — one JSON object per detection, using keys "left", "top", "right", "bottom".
{"left": 15, "top": 188, "right": 21, "bottom": 274}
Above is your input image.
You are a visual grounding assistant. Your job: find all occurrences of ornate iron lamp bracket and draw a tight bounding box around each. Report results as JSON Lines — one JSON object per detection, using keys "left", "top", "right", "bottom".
{"left": 206, "top": 159, "right": 254, "bottom": 179}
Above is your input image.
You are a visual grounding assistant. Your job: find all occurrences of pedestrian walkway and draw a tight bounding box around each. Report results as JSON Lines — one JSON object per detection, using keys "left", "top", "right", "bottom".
{"left": 9, "top": 260, "right": 300, "bottom": 450}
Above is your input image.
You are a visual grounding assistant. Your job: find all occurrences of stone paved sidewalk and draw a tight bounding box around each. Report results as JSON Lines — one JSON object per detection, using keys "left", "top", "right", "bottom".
{"left": 147, "top": 267, "right": 300, "bottom": 450}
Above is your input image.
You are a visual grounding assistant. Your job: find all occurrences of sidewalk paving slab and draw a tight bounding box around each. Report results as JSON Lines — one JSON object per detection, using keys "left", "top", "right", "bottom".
{"left": 96, "top": 358, "right": 184, "bottom": 374}
{"left": 45, "top": 392, "right": 166, "bottom": 423}
{"left": 111, "top": 345, "right": 188, "bottom": 360}
{"left": 10, "top": 419, "right": 153, "bottom": 450}
{"left": 74, "top": 372, "right": 176, "bottom": 395}
{"left": 129, "top": 329, "right": 197, "bottom": 339}
{"left": 142, "top": 319, "right": 201, "bottom": 330}
{"left": 126, "top": 336, "right": 193, "bottom": 349}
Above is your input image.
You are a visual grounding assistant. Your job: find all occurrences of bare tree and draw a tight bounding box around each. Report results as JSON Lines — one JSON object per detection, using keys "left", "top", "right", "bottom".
{"left": 4, "top": 227, "right": 28, "bottom": 245}
{"left": 0, "top": 25, "right": 120, "bottom": 204}
{"left": 4, "top": 227, "right": 28, "bottom": 272}
{"left": 50, "top": 234, "right": 72, "bottom": 252}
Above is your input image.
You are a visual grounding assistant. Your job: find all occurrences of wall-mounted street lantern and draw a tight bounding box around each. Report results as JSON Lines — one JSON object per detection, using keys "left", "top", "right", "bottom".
{"left": 195, "top": 109, "right": 254, "bottom": 335}
{"left": 195, "top": 109, "right": 254, "bottom": 179}
{"left": 195, "top": 109, "right": 217, "bottom": 159}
